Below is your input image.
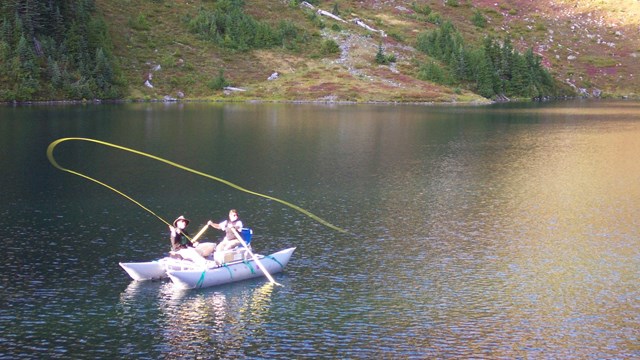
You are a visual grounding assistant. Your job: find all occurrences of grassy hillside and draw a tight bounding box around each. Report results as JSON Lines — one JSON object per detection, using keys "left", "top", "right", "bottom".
{"left": 95, "top": 0, "right": 640, "bottom": 102}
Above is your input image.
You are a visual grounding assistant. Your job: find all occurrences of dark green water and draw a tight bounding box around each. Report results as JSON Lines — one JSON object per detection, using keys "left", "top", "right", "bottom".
{"left": 1, "top": 101, "right": 638, "bottom": 358}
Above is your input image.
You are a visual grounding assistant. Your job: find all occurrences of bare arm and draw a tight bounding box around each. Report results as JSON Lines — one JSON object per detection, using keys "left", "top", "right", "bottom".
{"left": 207, "top": 220, "right": 221, "bottom": 230}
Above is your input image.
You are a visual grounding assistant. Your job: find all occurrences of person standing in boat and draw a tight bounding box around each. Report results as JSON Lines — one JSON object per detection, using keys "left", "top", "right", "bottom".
{"left": 207, "top": 209, "right": 243, "bottom": 251}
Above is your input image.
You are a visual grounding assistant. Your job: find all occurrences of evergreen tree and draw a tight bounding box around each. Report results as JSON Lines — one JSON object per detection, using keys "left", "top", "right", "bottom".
{"left": 499, "top": 37, "right": 514, "bottom": 83}
{"left": 208, "top": 69, "right": 229, "bottom": 90}
{"left": 415, "top": 30, "right": 436, "bottom": 56}
{"left": 188, "top": 3, "right": 305, "bottom": 52}
{"left": 415, "top": 20, "right": 559, "bottom": 99}
{"left": 47, "top": 55, "right": 62, "bottom": 87}
{"left": 93, "top": 47, "right": 113, "bottom": 92}
{"left": 524, "top": 48, "right": 544, "bottom": 98}
{"left": 471, "top": 10, "right": 486, "bottom": 28}
{"left": 453, "top": 45, "right": 469, "bottom": 82}
{"left": 0, "top": 16, "right": 11, "bottom": 44}
{"left": 0, "top": 40, "right": 10, "bottom": 76}
{"left": 51, "top": 5, "right": 65, "bottom": 43}
{"left": 418, "top": 61, "right": 450, "bottom": 85}
{"left": 16, "top": 34, "right": 37, "bottom": 75}
{"left": 331, "top": 3, "right": 340, "bottom": 16}
{"left": 507, "top": 52, "right": 528, "bottom": 97}
{"left": 0, "top": 0, "right": 123, "bottom": 101}
{"left": 14, "top": 0, "right": 44, "bottom": 38}
{"left": 12, "top": 12, "right": 24, "bottom": 45}
{"left": 474, "top": 49, "right": 495, "bottom": 98}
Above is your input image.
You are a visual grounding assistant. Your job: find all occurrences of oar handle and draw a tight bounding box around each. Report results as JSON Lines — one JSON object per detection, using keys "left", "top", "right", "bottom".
{"left": 231, "top": 227, "right": 281, "bottom": 286}
{"left": 191, "top": 224, "right": 209, "bottom": 243}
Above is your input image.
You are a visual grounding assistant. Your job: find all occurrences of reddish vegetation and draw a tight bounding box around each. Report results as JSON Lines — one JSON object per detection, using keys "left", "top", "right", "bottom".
{"left": 308, "top": 83, "right": 342, "bottom": 92}
{"left": 586, "top": 66, "right": 618, "bottom": 77}
{"left": 463, "top": 0, "right": 638, "bottom": 94}
{"left": 98, "top": 0, "right": 638, "bottom": 101}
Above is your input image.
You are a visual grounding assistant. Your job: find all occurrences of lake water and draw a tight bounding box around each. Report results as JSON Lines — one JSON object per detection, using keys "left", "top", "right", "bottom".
{"left": 1, "top": 101, "right": 638, "bottom": 359}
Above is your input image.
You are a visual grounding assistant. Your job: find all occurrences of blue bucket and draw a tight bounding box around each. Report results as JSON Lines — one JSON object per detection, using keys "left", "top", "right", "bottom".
{"left": 240, "top": 228, "right": 253, "bottom": 244}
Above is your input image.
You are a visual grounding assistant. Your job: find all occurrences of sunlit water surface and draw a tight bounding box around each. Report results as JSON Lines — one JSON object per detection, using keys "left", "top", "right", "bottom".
{"left": 1, "top": 101, "right": 638, "bottom": 359}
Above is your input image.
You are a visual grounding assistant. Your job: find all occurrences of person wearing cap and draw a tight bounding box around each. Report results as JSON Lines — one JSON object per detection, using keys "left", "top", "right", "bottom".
{"left": 207, "top": 209, "right": 244, "bottom": 251}
{"left": 169, "top": 215, "right": 192, "bottom": 251}
{"left": 169, "top": 215, "right": 217, "bottom": 261}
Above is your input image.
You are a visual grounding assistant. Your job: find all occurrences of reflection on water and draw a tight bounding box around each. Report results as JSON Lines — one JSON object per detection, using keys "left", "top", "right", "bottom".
{"left": 117, "top": 280, "right": 276, "bottom": 358}
{"left": 1, "top": 101, "right": 639, "bottom": 358}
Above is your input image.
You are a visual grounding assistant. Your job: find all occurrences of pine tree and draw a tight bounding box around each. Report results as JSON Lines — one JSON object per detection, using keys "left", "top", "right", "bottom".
{"left": 524, "top": 48, "right": 543, "bottom": 97}
{"left": 453, "top": 45, "right": 469, "bottom": 82}
{"left": 93, "top": 47, "right": 112, "bottom": 92}
{"left": 375, "top": 43, "right": 386, "bottom": 64}
{"left": 331, "top": 3, "right": 340, "bottom": 16}
{"left": 471, "top": 10, "right": 486, "bottom": 28}
{"left": 499, "top": 36, "right": 514, "bottom": 83}
{"left": 51, "top": 5, "right": 65, "bottom": 43}
{"left": 0, "top": 16, "right": 11, "bottom": 44}
{"left": 473, "top": 49, "right": 495, "bottom": 98}
{"left": 48, "top": 55, "right": 62, "bottom": 87}
{"left": 16, "top": 34, "right": 36, "bottom": 73}
{"left": 0, "top": 40, "right": 10, "bottom": 76}
{"left": 507, "top": 53, "right": 528, "bottom": 97}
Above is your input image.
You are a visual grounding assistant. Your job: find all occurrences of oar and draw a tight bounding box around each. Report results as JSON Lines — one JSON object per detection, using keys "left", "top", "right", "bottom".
{"left": 191, "top": 224, "right": 209, "bottom": 243}
{"left": 231, "top": 227, "right": 281, "bottom": 286}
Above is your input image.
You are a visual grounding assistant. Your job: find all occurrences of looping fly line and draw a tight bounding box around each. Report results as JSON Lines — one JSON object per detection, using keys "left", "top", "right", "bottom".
{"left": 46, "top": 137, "right": 347, "bottom": 233}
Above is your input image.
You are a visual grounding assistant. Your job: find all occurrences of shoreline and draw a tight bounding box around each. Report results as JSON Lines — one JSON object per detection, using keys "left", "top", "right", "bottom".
{"left": 1, "top": 94, "right": 637, "bottom": 107}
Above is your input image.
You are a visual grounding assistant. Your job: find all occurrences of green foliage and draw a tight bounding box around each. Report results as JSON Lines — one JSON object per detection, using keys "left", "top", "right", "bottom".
{"left": 418, "top": 61, "right": 451, "bottom": 85}
{"left": 416, "top": 21, "right": 463, "bottom": 66}
{"left": 411, "top": 2, "right": 432, "bottom": 16}
{"left": 445, "top": 0, "right": 459, "bottom": 7}
{"left": 374, "top": 43, "right": 396, "bottom": 65}
{"left": 320, "top": 39, "right": 340, "bottom": 55}
{"left": 306, "top": 11, "right": 325, "bottom": 29}
{"left": 416, "top": 21, "right": 558, "bottom": 99}
{"left": 208, "top": 69, "right": 229, "bottom": 90}
{"left": 93, "top": 48, "right": 114, "bottom": 93}
{"left": 426, "top": 12, "right": 442, "bottom": 25}
{"left": 0, "top": 0, "right": 124, "bottom": 101}
{"left": 187, "top": 2, "right": 308, "bottom": 52}
{"left": 471, "top": 10, "right": 486, "bottom": 28}
{"left": 129, "top": 14, "right": 151, "bottom": 31}
{"left": 375, "top": 44, "right": 386, "bottom": 64}
{"left": 332, "top": 3, "right": 340, "bottom": 16}
{"left": 472, "top": 49, "right": 496, "bottom": 98}
{"left": 288, "top": 0, "right": 301, "bottom": 9}
{"left": 387, "top": 30, "right": 405, "bottom": 43}
{"left": 278, "top": 20, "right": 306, "bottom": 51}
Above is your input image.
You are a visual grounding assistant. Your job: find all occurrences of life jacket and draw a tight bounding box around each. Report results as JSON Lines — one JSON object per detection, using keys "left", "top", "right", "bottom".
{"left": 172, "top": 230, "right": 191, "bottom": 250}
{"left": 224, "top": 219, "right": 241, "bottom": 240}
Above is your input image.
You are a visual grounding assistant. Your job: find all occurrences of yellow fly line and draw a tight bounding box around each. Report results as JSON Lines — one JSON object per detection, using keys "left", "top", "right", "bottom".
{"left": 46, "top": 137, "right": 347, "bottom": 234}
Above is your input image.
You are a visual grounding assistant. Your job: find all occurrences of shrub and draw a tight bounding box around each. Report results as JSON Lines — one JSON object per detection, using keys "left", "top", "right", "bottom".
{"left": 374, "top": 44, "right": 396, "bottom": 65}
{"left": 320, "top": 39, "right": 340, "bottom": 55}
{"left": 411, "top": 2, "right": 432, "bottom": 15}
{"left": 208, "top": 69, "right": 229, "bottom": 90}
{"left": 418, "top": 61, "right": 451, "bottom": 85}
{"left": 445, "top": 0, "right": 459, "bottom": 7}
{"left": 427, "top": 12, "right": 442, "bottom": 25}
{"left": 129, "top": 14, "right": 150, "bottom": 31}
{"left": 472, "top": 10, "right": 486, "bottom": 28}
